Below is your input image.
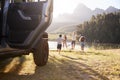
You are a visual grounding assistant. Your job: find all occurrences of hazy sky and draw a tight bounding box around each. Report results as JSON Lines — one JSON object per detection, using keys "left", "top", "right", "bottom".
{"left": 54, "top": 0, "right": 120, "bottom": 17}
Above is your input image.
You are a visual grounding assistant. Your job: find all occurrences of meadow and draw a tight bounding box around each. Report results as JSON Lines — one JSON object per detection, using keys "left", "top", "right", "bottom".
{"left": 0, "top": 47, "right": 120, "bottom": 80}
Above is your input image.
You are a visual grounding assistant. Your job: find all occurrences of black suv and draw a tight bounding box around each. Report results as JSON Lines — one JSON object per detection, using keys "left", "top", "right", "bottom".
{"left": 0, "top": 0, "right": 53, "bottom": 66}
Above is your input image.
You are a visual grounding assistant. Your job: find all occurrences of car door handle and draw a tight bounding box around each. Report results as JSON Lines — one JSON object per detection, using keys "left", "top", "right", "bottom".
{"left": 17, "top": 10, "right": 32, "bottom": 20}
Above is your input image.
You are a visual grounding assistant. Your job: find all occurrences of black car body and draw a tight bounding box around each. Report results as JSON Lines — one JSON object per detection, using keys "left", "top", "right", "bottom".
{"left": 0, "top": 0, "right": 53, "bottom": 66}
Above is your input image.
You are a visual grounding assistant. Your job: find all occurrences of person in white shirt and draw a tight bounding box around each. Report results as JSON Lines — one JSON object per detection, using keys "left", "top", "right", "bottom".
{"left": 56, "top": 34, "right": 63, "bottom": 54}
{"left": 71, "top": 31, "right": 77, "bottom": 49}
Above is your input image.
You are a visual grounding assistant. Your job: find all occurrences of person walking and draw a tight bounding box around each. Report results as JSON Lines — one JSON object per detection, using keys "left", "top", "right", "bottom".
{"left": 56, "top": 34, "right": 63, "bottom": 54}
{"left": 63, "top": 34, "right": 67, "bottom": 49}
{"left": 79, "top": 35, "right": 85, "bottom": 52}
{"left": 71, "top": 31, "right": 77, "bottom": 49}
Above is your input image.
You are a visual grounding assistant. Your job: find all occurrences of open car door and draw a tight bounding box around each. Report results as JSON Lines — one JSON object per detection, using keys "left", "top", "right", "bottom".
{"left": 5, "top": 0, "right": 53, "bottom": 49}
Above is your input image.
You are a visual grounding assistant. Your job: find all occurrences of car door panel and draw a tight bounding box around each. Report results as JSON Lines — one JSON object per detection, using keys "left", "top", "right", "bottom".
{"left": 6, "top": 0, "right": 53, "bottom": 49}
{"left": 7, "top": 2, "right": 42, "bottom": 30}
{"left": 7, "top": 2, "right": 43, "bottom": 45}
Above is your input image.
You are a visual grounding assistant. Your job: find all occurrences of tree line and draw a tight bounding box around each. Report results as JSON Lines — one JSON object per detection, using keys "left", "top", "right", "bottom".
{"left": 77, "top": 12, "right": 120, "bottom": 44}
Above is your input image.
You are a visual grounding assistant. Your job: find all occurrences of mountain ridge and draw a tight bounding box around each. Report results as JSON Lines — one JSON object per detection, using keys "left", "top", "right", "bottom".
{"left": 47, "top": 3, "right": 120, "bottom": 33}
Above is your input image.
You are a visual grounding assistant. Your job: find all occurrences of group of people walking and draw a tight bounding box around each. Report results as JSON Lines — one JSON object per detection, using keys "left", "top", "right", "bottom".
{"left": 56, "top": 31, "right": 85, "bottom": 54}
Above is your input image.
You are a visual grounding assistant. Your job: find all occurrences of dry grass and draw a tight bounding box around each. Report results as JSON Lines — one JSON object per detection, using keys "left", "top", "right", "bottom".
{"left": 0, "top": 49, "right": 120, "bottom": 80}
{"left": 48, "top": 33, "right": 72, "bottom": 41}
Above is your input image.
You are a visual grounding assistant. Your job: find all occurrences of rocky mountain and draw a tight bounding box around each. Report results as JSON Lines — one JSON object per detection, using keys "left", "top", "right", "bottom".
{"left": 105, "top": 6, "right": 119, "bottom": 13}
{"left": 47, "top": 3, "right": 120, "bottom": 33}
{"left": 92, "top": 8, "right": 104, "bottom": 15}
{"left": 53, "top": 3, "right": 92, "bottom": 23}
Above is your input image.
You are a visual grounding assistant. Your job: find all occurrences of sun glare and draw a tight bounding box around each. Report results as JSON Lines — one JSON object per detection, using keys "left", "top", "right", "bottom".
{"left": 53, "top": 0, "right": 120, "bottom": 18}
{"left": 54, "top": 0, "right": 78, "bottom": 18}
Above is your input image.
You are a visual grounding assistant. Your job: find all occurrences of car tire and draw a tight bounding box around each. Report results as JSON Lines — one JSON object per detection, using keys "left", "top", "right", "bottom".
{"left": 33, "top": 33, "right": 49, "bottom": 66}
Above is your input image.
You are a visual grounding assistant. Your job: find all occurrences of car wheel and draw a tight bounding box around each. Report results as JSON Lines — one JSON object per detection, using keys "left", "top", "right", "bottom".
{"left": 33, "top": 34, "right": 49, "bottom": 66}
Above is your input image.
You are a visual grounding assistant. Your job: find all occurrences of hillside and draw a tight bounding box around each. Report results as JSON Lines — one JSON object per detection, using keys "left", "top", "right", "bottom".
{"left": 47, "top": 3, "right": 120, "bottom": 33}
{"left": 47, "top": 22, "right": 78, "bottom": 33}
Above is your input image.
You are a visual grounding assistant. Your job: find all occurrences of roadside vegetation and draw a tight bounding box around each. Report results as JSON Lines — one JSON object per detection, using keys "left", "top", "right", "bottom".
{"left": 77, "top": 12, "right": 120, "bottom": 44}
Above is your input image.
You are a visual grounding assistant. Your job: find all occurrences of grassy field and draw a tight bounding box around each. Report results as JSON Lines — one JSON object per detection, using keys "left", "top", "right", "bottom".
{"left": 0, "top": 48, "right": 120, "bottom": 80}
{"left": 48, "top": 33, "right": 73, "bottom": 41}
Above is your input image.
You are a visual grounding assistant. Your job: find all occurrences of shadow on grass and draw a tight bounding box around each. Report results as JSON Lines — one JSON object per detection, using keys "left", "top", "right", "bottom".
{"left": 85, "top": 51, "right": 109, "bottom": 56}
{"left": 49, "top": 55, "right": 109, "bottom": 80}
{"left": 51, "top": 49, "right": 106, "bottom": 56}
{"left": 0, "top": 56, "right": 26, "bottom": 80}
{"left": 60, "top": 54, "right": 87, "bottom": 61}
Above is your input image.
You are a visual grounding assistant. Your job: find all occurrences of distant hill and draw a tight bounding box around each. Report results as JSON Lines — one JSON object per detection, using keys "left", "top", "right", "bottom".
{"left": 46, "top": 22, "right": 77, "bottom": 33}
{"left": 47, "top": 3, "right": 120, "bottom": 33}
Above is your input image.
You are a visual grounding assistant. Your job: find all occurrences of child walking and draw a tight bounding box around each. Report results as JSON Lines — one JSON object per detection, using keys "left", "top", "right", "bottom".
{"left": 63, "top": 34, "right": 67, "bottom": 49}
{"left": 56, "top": 34, "right": 63, "bottom": 54}
{"left": 79, "top": 35, "right": 85, "bottom": 52}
